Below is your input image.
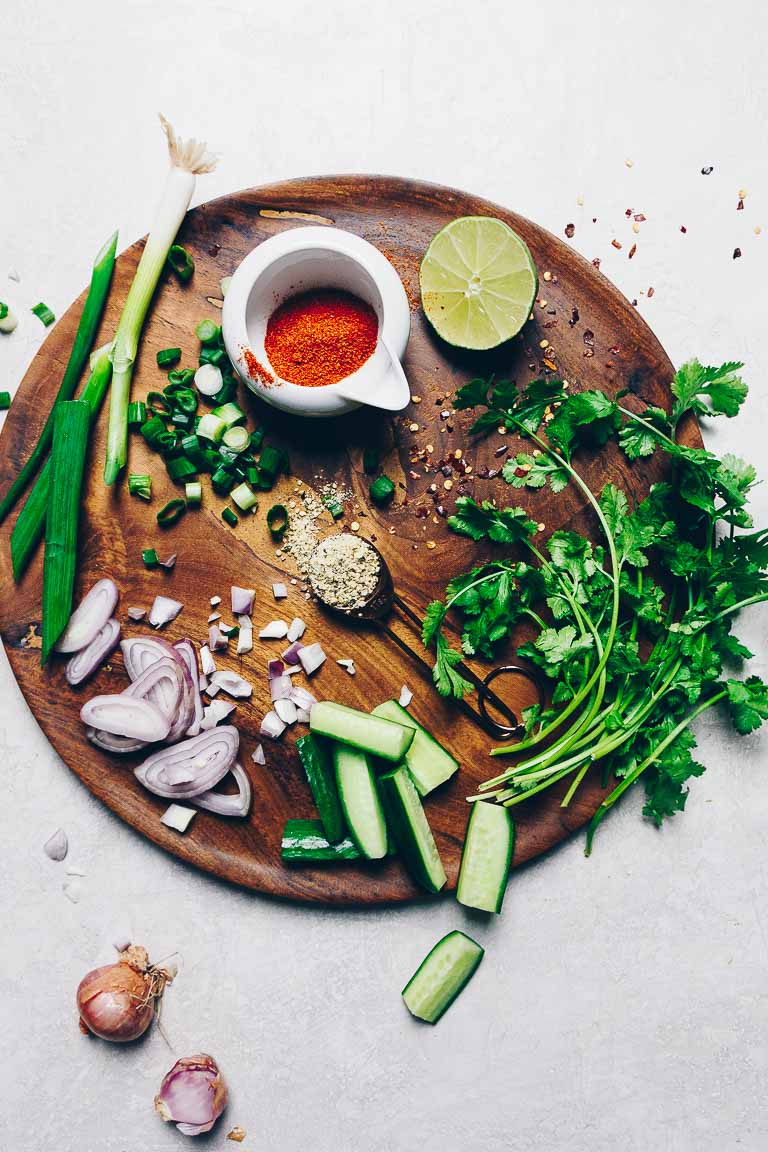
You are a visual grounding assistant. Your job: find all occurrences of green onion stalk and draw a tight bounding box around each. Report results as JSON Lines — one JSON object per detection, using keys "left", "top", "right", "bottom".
{"left": 0, "top": 231, "right": 117, "bottom": 525}
{"left": 11, "top": 344, "right": 112, "bottom": 581}
{"left": 104, "top": 116, "right": 217, "bottom": 485}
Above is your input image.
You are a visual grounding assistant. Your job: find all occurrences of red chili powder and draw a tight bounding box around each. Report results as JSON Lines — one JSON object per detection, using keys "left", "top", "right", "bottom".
{"left": 264, "top": 289, "right": 378, "bottom": 388}
{"left": 243, "top": 348, "right": 274, "bottom": 385}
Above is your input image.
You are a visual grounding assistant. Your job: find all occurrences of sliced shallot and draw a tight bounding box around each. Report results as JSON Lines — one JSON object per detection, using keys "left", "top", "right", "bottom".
{"left": 121, "top": 636, "right": 185, "bottom": 717}
{"left": 55, "top": 578, "right": 119, "bottom": 654}
{"left": 86, "top": 727, "right": 148, "bottom": 755}
{"left": 134, "top": 726, "right": 239, "bottom": 799}
{"left": 192, "top": 762, "right": 252, "bottom": 817}
{"left": 200, "top": 700, "right": 236, "bottom": 729}
{"left": 149, "top": 595, "right": 183, "bottom": 628}
{"left": 123, "top": 656, "right": 190, "bottom": 743}
{"left": 81, "top": 695, "right": 171, "bottom": 742}
{"left": 65, "top": 618, "right": 121, "bottom": 686}
{"left": 173, "top": 639, "right": 204, "bottom": 736}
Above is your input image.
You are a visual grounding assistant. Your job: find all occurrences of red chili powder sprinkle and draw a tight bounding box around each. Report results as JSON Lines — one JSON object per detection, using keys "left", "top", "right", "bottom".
{"left": 243, "top": 348, "right": 274, "bottom": 385}
{"left": 264, "top": 289, "right": 378, "bottom": 388}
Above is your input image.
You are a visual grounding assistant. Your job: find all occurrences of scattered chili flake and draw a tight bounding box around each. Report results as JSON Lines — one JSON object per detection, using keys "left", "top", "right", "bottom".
{"left": 611, "top": 239, "right": 622, "bottom": 250}
{"left": 733, "top": 248, "right": 742, "bottom": 259}
{"left": 625, "top": 208, "right": 633, "bottom": 218}
{"left": 609, "top": 344, "right": 622, "bottom": 355}
{"left": 494, "top": 444, "right": 508, "bottom": 458}
{"left": 647, "top": 286, "right": 655, "bottom": 297}
{"left": 633, "top": 213, "right": 646, "bottom": 223}
{"left": 208, "top": 243, "right": 221, "bottom": 257}
{"left": 701, "top": 166, "right": 714, "bottom": 175}
{"left": 569, "top": 307, "right": 580, "bottom": 327}
{"left": 414, "top": 506, "right": 429, "bottom": 519}
{"left": 628, "top": 243, "right": 637, "bottom": 259}
{"left": 243, "top": 347, "right": 274, "bottom": 385}
{"left": 583, "top": 348, "right": 594, "bottom": 358}
{"left": 592, "top": 217, "right": 597, "bottom": 224}
{"left": 583, "top": 330, "right": 595, "bottom": 347}
{"left": 514, "top": 466, "right": 528, "bottom": 478}
{"left": 592, "top": 257, "right": 601, "bottom": 269}
{"left": 543, "top": 359, "right": 557, "bottom": 372}
{"left": 737, "top": 199, "right": 744, "bottom": 211}
{"left": 564, "top": 223, "right": 575, "bottom": 238}
{"left": 680, "top": 225, "right": 687, "bottom": 234}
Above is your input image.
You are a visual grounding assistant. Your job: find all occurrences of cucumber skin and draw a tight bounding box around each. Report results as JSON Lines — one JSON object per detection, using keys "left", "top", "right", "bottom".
{"left": 402, "top": 930, "right": 484, "bottom": 1024}
{"left": 457, "top": 802, "right": 515, "bottom": 914}
{"left": 311, "top": 701, "right": 414, "bottom": 762}
{"left": 281, "top": 819, "right": 360, "bottom": 862}
{"left": 296, "top": 733, "right": 345, "bottom": 844}
{"left": 378, "top": 766, "right": 446, "bottom": 894}
{"left": 333, "top": 745, "right": 388, "bottom": 860}
{"left": 372, "top": 700, "right": 459, "bottom": 796}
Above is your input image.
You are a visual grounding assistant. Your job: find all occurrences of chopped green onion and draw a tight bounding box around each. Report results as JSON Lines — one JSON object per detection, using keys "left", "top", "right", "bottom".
{"left": 221, "top": 506, "right": 238, "bottom": 527}
{"left": 185, "top": 481, "right": 202, "bottom": 506}
{"left": 156, "top": 429, "right": 178, "bottom": 453}
{"left": 197, "top": 413, "right": 226, "bottom": 443}
{"left": 32, "top": 301, "right": 56, "bottom": 327}
{"left": 222, "top": 425, "right": 250, "bottom": 452}
{"left": 180, "top": 433, "right": 206, "bottom": 469}
{"left": 249, "top": 428, "right": 265, "bottom": 452}
{"left": 128, "top": 473, "right": 152, "bottom": 500}
{"left": 127, "top": 400, "right": 147, "bottom": 426}
{"left": 147, "top": 390, "right": 173, "bottom": 416}
{"left": 156, "top": 498, "right": 186, "bottom": 527}
{"left": 156, "top": 346, "right": 182, "bottom": 368}
{"left": 170, "top": 410, "right": 193, "bottom": 431}
{"left": 0, "top": 303, "right": 7, "bottom": 320}
{"left": 199, "top": 345, "right": 226, "bottom": 368}
{"left": 11, "top": 346, "right": 112, "bottom": 581}
{"left": 166, "top": 456, "right": 197, "bottom": 482}
{"left": 0, "top": 231, "right": 117, "bottom": 524}
{"left": 104, "top": 118, "right": 217, "bottom": 485}
{"left": 166, "top": 244, "right": 195, "bottom": 282}
{"left": 142, "top": 547, "right": 160, "bottom": 568}
{"left": 363, "top": 447, "right": 380, "bottom": 474}
{"left": 167, "top": 368, "right": 195, "bottom": 389}
{"left": 0, "top": 306, "right": 18, "bottom": 334}
{"left": 231, "top": 482, "right": 258, "bottom": 511}
{"left": 0, "top": 392, "right": 10, "bottom": 411}
{"left": 194, "top": 363, "right": 223, "bottom": 397}
{"left": 325, "top": 499, "right": 344, "bottom": 520}
{"left": 258, "top": 444, "right": 283, "bottom": 480}
{"left": 217, "top": 445, "right": 241, "bottom": 466}
{"left": 211, "top": 467, "right": 235, "bottom": 494}
{"left": 140, "top": 415, "right": 168, "bottom": 449}
{"left": 41, "top": 400, "right": 90, "bottom": 661}
{"left": 369, "top": 474, "right": 395, "bottom": 505}
{"left": 195, "top": 319, "right": 220, "bottom": 345}
{"left": 266, "top": 503, "right": 289, "bottom": 539}
{"left": 212, "top": 401, "right": 245, "bottom": 428}
{"left": 246, "top": 464, "right": 260, "bottom": 486}
{"left": 210, "top": 378, "right": 237, "bottom": 406}
{"left": 171, "top": 387, "right": 198, "bottom": 414}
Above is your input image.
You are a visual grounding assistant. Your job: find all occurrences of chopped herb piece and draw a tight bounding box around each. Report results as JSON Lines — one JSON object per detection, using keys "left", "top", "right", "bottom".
{"left": 221, "top": 506, "right": 238, "bottom": 527}
{"left": 156, "top": 498, "right": 186, "bottom": 527}
{"left": 166, "top": 244, "right": 194, "bottom": 283}
{"left": 369, "top": 475, "right": 396, "bottom": 505}
{"left": 266, "top": 503, "right": 289, "bottom": 539}
{"left": 156, "top": 347, "right": 182, "bottom": 369}
{"left": 31, "top": 301, "right": 55, "bottom": 327}
{"left": 128, "top": 473, "right": 152, "bottom": 500}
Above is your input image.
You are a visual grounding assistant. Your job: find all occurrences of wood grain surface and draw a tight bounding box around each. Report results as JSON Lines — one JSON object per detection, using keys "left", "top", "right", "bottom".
{"left": 0, "top": 176, "right": 701, "bottom": 904}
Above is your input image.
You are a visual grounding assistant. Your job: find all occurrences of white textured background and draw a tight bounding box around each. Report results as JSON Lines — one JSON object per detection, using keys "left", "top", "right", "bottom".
{"left": 2, "top": 2, "right": 768, "bottom": 1149}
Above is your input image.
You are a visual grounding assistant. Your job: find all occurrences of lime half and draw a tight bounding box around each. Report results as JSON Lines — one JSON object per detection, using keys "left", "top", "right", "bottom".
{"left": 420, "top": 216, "right": 537, "bottom": 350}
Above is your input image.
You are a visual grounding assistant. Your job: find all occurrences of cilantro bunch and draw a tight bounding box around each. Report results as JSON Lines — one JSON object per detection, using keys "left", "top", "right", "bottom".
{"left": 422, "top": 361, "right": 768, "bottom": 850}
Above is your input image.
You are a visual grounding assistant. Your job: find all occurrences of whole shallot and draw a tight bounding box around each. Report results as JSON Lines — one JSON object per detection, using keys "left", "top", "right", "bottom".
{"left": 76, "top": 944, "right": 174, "bottom": 1043}
{"left": 155, "top": 1053, "right": 228, "bottom": 1136}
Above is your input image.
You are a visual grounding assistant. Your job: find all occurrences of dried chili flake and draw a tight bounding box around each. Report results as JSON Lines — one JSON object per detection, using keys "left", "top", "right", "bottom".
{"left": 569, "top": 307, "right": 580, "bottom": 327}
{"left": 208, "top": 243, "right": 221, "bottom": 257}
{"left": 583, "top": 330, "right": 595, "bottom": 347}
{"left": 625, "top": 208, "right": 633, "bottom": 218}
{"left": 564, "top": 223, "right": 575, "bottom": 238}
{"left": 737, "top": 199, "right": 745, "bottom": 211}
{"left": 628, "top": 244, "right": 637, "bottom": 260}
{"left": 592, "top": 257, "right": 601, "bottom": 269}
{"left": 633, "top": 214, "right": 646, "bottom": 223}
{"left": 494, "top": 444, "right": 508, "bottom": 458}
{"left": 647, "top": 286, "right": 655, "bottom": 298}
{"left": 680, "top": 225, "right": 687, "bottom": 234}
{"left": 733, "top": 248, "right": 742, "bottom": 259}
{"left": 611, "top": 239, "right": 622, "bottom": 250}
{"left": 701, "top": 166, "right": 714, "bottom": 175}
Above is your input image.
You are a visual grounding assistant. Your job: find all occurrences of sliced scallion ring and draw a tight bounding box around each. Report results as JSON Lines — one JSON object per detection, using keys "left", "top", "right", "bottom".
{"left": 156, "top": 498, "right": 186, "bottom": 527}
{"left": 128, "top": 473, "right": 152, "bottom": 500}
{"left": 166, "top": 244, "right": 194, "bottom": 282}
{"left": 185, "top": 481, "right": 202, "bottom": 507}
{"left": 196, "top": 413, "right": 226, "bottom": 443}
{"left": 231, "top": 482, "right": 258, "bottom": 512}
{"left": 222, "top": 425, "right": 250, "bottom": 452}
{"left": 266, "top": 503, "right": 289, "bottom": 539}
{"left": 195, "top": 319, "right": 220, "bottom": 345}
{"left": 195, "top": 363, "right": 223, "bottom": 397}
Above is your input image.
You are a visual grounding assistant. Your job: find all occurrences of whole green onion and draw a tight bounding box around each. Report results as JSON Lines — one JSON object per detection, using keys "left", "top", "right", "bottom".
{"left": 128, "top": 473, "right": 152, "bottom": 500}
{"left": 157, "top": 498, "right": 186, "bottom": 527}
{"left": 0, "top": 231, "right": 117, "bottom": 525}
{"left": 10, "top": 346, "right": 112, "bottom": 581}
{"left": 41, "top": 401, "right": 91, "bottom": 661}
{"left": 104, "top": 117, "right": 217, "bottom": 485}
{"left": 31, "top": 301, "right": 56, "bottom": 327}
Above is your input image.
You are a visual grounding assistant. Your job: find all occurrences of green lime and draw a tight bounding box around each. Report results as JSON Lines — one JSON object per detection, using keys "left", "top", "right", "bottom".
{"left": 419, "top": 216, "right": 537, "bottom": 350}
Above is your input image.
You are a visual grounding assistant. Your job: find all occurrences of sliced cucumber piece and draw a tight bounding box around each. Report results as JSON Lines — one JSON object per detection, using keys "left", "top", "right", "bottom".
{"left": 378, "top": 765, "right": 446, "bottom": 893}
{"left": 311, "top": 701, "right": 414, "bottom": 762}
{"left": 402, "top": 930, "right": 484, "bottom": 1024}
{"left": 457, "top": 802, "right": 514, "bottom": 914}
{"left": 281, "top": 819, "right": 360, "bottom": 862}
{"left": 372, "top": 699, "right": 459, "bottom": 796}
{"left": 296, "top": 733, "right": 345, "bottom": 843}
{"left": 333, "top": 744, "right": 388, "bottom": 860}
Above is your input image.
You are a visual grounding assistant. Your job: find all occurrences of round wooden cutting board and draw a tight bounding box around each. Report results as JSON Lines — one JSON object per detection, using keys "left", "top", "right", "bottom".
{"left": 0, "top": 176, "right": 700, "bottom": 904}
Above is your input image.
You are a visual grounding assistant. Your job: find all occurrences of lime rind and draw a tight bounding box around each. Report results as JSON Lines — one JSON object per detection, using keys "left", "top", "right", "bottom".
{"left": 420, "top": 215, "right": 537, "bottom": 351}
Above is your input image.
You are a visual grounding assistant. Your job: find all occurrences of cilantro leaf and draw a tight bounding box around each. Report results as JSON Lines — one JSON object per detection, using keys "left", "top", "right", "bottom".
{"left": 726, "top": 676, "right": 768, "bottom": 734}
{"left": 448, "top": 496, "right": 538, "bottom": 546}
{"left": 432, "top": 633, "right": 474, "bottom": 699}
{"left": 546, "top": 390, "right": 621, "bottom": 457}
{"left": 618, "top": 406, "right": 669, "bottom": 459}
{"left": 642, "top": 726, "right": 706, "bottom": 826}
{"left": 422, "top": 600, "right": 446, "bottom": 648}
{"left": 502, "top": 453, "right": 570, "bottom": 494}
{"left": 671, "top": 359, "right": 747, "bottom": 427}
{"left": 453, "top": 376, "right": 494, "bottom": 410}
{"left": 599, "top": 484, "right": 629, "bottom": 537}
{"left": 518, "top": 624, "right": 593, "bottom": 678}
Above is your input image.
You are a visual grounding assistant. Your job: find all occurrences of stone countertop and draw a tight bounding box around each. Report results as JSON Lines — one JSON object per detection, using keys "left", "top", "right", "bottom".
{"left": 2, "top": 2, "right": 768, "bottom": 1149}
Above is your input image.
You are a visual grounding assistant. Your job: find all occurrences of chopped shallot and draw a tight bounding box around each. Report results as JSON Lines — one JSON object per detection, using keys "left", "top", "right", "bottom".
{"left": 210, "top": 595, "right": 221, "bottom": 607}
{"left": 270, "top": 674, "right": 293, "bottom": 702}
{"left": 274, "top": 698, "right": 298, "bottom": 725}
{"left": 399, "top": 685, "right": 413, "bottom": 708}
{"left": 161, "top": 804, "right": 197, "bottom": 833}
{"left": 281, "top": 641, "right": 304, "bottom": 665}
{"left": 260, "top": 710, "right": 286, "bottom": 740}
{"left": 337, "top": 658, "right": 356, "bottom": 675}
{"left": 272, "top": 582, "right": 288, "bottom": 599}
{"left": 231, "top": 586, "right": 255, "bottom": 615}
{"left": 127, "top": 607, "right": 146, "bottom": 621}
{"left": 236, "top": 615, "right": 253, "bottom": 656}
{"left": 298, "top": 642, "right": 326, "bottom": 676}
{"left": 149, "top": 595, "right": 183, "bottom": 629}
{"left": 158, "top": 553, "right": 177, "bottom": 570}
{"left": 207, "top": 613, "right": 221, "bottom": 624}
{"left": 295, "top": 708, "right": 311, "bottom": 724}
{"left": 200, "top": 645, "right": 216, "bottom": 676}
{"left": 289, "top": 685, "right": 318, "bottom": 712}
{"left": 267, "top": 659, "right": 285, "bottom": 679}
{"left": 210, "top": 671, "right": 252, "bottom": 698}
{"left": 251, "top": 744, "right": 265, "bottom": 765}
{"left": 44, "top": 828, "right": 68, "bottom": 861}
{"left": 201, "top": 700, "right": 236, "bottom": 729}
{"left": 259, "top": 619, "right": 288, "bottom": 640}
{"left": 286, "top": 617, "right": 306, "bottom": 642}
{"left": 209, "top": 625, "right": 228, "bottom": 651}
